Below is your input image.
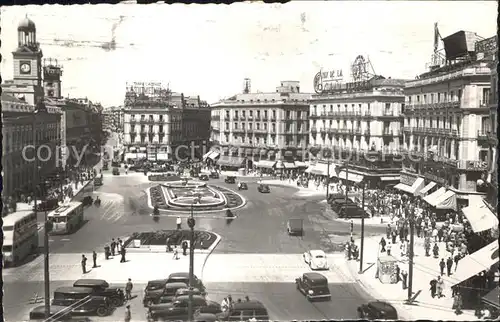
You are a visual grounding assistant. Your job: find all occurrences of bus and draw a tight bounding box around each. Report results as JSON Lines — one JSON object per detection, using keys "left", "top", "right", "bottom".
{"left": 48, "top": 201, "right": 84, "bottom": 235}
{"left": 3, "top": 210, "right": 39, "bottom": 267}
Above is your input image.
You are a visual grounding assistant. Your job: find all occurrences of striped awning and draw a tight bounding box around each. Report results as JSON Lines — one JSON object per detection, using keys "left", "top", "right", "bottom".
{"left": 255, "top": 160, "right": 276, "bottom": 169}
{"left": 217, "top": 156, "right": 245, "bottom": 167}
{"left": 295, "top": 161, "right": 307, "bottom": 167}
{"left": 418, "top": 181, "right": 437, "bottom": 196}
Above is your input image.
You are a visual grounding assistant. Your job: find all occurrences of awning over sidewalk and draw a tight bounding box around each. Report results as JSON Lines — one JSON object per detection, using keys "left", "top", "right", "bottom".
{"left": 305, "top": 162, "right": 336, "bottom": 177}
{"left": 394, "top": 177, "right": 425, "bottom": 195}
{"left": 423, "top": 187, "right": 446, "bottom": 206}
{"left": 434, "top": 190, "right": 457, "bottom": 211}
{"left": 450, "top": 241, "right": 499, "bottom": 286}
{"left": 255, "top": 160, "right": 276, "bottom": 169}
{"left": 202, "top": 151, "right": 212, "bottom": 160}
{"left": 216, "top": 156, "right": 245, "bottom": 167}
{"left": 283, "top": 162, "right": 297, "bottom": 169}
{"left": 208, "top": 151, "right": 220, "bottom": 160}
{"left": 295, "top": 161, "right": 307, "bottom": 168}
{"left": 482, "top": 286, "right": 500, "bottom": 309}
{"left": 338, "top": 171, "right": 364, "bottom": 183}
{"left": 418, "top": 181, "right": 437, "bottom": 196}
{"left": 461, "top": 201, "right": 499, "bottom": 233}
{"left": 380, "top": 176, "right": 400, "bottom": 181}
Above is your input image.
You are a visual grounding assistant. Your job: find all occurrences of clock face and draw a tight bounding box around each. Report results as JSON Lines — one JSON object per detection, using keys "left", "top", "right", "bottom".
{"left": 20, "top": 62, "right": 31, "bottom": 74}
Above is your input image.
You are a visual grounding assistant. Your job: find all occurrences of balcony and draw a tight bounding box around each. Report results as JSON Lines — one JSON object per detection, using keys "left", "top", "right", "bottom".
{"left": 247, "top": 128, "right": 254, "bottom": 133}
{"left": 254, "top": 116, "right": 261, "bottom": 121}
{"left": 254, "top": 129, "right": 267, "bottom": 134}
{"left": 247, "top": 116, "right": 254, "bottom": 121}
{"left": 409, "top": 101, "right": 461, "bottom": 111}
{"left": 270, "top": 117, "right": 277, "bottom": 122}
{"left": 382, "top": 130, "right": 395, "bottom": 136}
{"left": 353, "top": 128, "right": 362, "bottom": 135}
{"left": 477, "top": 130, "right": 490, "bottom": 140}
{"left": 320, "top": 128, "right": 327, "bottom": 134}
{"left": 223, "top": 128, "right": 230, "bottom": 133}
{"left": 232, "top": 116, "right": 239, "bottom": 121}
{"left": 262, "top": 117, "right": 268, "bottom": 121}
{"left": 406, "top": 65, "right": 491, "bottom": 88}
{"left": 240, "top": 116, "right": 246, "bottom": 121}
{"left": 233, "top": 128, "right": 245, "bottom": 133}
{"left": 402, "top": 126, "right": 413, "bottom": 133}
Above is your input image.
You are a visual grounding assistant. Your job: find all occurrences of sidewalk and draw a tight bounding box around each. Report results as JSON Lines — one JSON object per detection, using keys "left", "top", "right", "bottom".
{"left": 346, "top": 235, "right": 480, "bottom": 320}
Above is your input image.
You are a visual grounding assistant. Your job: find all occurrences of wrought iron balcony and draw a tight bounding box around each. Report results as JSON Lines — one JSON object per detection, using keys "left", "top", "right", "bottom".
{"left": 233, "top": 128, "right": 245, "bottom": 133}
{"left": 477, "top": 130, "right": 490, "bottom": 140}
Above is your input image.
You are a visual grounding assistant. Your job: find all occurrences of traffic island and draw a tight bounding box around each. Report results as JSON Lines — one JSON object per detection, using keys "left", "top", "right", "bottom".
{"left": 124, "top": 229, "right": 221, "bottom": 253}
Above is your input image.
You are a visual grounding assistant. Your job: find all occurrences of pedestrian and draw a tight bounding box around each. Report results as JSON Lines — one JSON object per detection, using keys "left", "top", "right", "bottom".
{"left": 424, "top": 241, "right": 431, "bottom": 257}
{"left": 125, "top": 278, "right": 133, "bottom": 300}
{"left": 432, "top": 228, "right": 438, "bottom": 242}
{"left": 120, "top": 246, "right": 126, "bottom": 263}
{"left": 92, "top": 250, "right": 97, "bottom": 268}
{"left": 81, "top": 254, "right": 87, "bottom": 274}
{"left": 446, "top": 257, "right": 453, "bottom": 276}
{"left": 245, "top": 295, "right": 250, "bottom": 302}
{"left": 429, "top": 278, "right": 437, "bottom": 298}
{"left": 454, "top": 253, "right": 460, "bottom": 271}
{"left": 173, "top": 246, "right": 179, "bottom": 260}
{"left": 452, "top": 293, "right": 462, "bottom": 315}
{"left": 395, "top": 265, "right": 400, "bottom": 283}
{"left": 166, "top": 237, "right": 171, "bottom": 252}
{"left": 111, "top": 238, "right": 116, "bottom": 256}
{"left": 386, "top": 241, "right": 392, "bottom": 256}
{"left": 118, "top": 239, "right": 123, "bottom": 253}
{"left": 391, "top": 230, "right": 397, "bottom": 244}
{"left": 386, "top": 224, "right": 391, "bottom": 239}
{"left": 380, "top": 237, "right": 386, "bottom": 253}
{"left": 124, "top": 304, "right": 131, "bottom": 322}
{"left": 182, "top": 240, "right": 188, "bottom": 256}
{"left": 401, "top": 270, "right": 408, "bottom": 290}
{"left": 433, "top": 243, "right": 439, "bottom": 258}
{"left": 176, "top": 216, "right": 182, "bottom": 230}
{"left": 436, "top": 276, "right": 444, "bottom": 298}
{"left": 347, "top": 242, "right": 352, "bottom": 260}
{"left": 221, "top": 297, "right": 228, "bottom": 312}
{"left": 104, "top": 245, "right": 110, "bottom": 260}
{"left": 439, "top": 258, "right": 446, "bottom": 276}
{"left": 438, "top": 227, "right": 444, "bottom": 242}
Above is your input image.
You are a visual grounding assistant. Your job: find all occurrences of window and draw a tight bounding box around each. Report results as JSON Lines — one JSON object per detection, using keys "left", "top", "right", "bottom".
{"left": 235, "top": 111, "right": 239, "bottom": 118}
{"left": 272, "top": 123, "right": 276, "bottom": 132}
{"left": 256, "top": 123, "right": 260, "bottom": 130}
{"left": 286, "top": 111, "right": 291, "bottom": 119}
{"left": 450, "top": 91, "right": 455, "bottom": 101}
{"left": 159, "top": 115, "right": 163, "bottom": 121}
{"left": 482, "top": 88, "right": 490, "bottom": 105}
{"left": 423, "top": 94, "right": 427, "bottom": 103}
{"left": 141, "top": 115, "right": 145, "bottom": 120}
{"left": 225, "top": 122, "right": 229, "bottom": 130}
{"left": 408, "top": 96, "right": 412, "bottom": 104}
{"left": 249, "top": 110, "right": 253, "bottom": 117}
{"left": 458, "top": 89, "right": 462, "bottom": 102}
{"left": 297, "top": 111, "right": 301, "bottom": 119}
{"left": 272, "top": 110, "right": 276, "bottom": 119}
{"left": 437, "top": 93, "right": 441, "bottom": 103}
{"left": 248, "top": 123, "right": 252, "bottom": 130}
{"left": 264, "top": 111, "right": 268, "bottom": 118}
{"left": 443, "top": 92, "right": 447, "bottom": 102}
{"left": 264, "top": 123, "right": 267, "bottom": 130}
{"left": 149, "top": 115, "right": 153, "bottom": 121}
{"left": 226, "top": 110, "right": 230, "bottom": 118}
{"left": 159, "top": 125, "right": 164, "bottom": 133}
{"left": 234, "top": 123, "right": 238, "bottom": 129}
{"left": 416, "top": 95, "right": 420, "bottom": 103}
{"left": 430, "top": 93, "right": 434, "bottom": 103}
{"left": 257, "top": 110, "right": 260, "bottom": 118}
{"left": 242, "top": 111, "right": 246, "bottom": 117}
{"left": 241, "top": 122, "right": 245, "bottom": 129}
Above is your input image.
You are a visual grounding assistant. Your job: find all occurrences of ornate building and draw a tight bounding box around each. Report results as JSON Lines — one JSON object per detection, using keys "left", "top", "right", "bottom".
{"left": 210, "top": 80, "right": 311, "bottom": 169}
{"left": 122, "top": 83, "right": 210, "bottom": 162}
{"left": 398, "top": 31, "right": 496, "bottom": 210}
{"left": 308, "top": 72, "right": 406, "bottom": 188}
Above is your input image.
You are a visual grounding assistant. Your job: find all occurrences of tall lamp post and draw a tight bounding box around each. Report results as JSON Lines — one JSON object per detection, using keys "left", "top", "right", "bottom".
{"left": 324, "top": 148, "right": 333, "bottom": 199}
{"left": 358, "top": 181, "right": 366, "bottom": 274}
{"left": 188, "top": 193, "right": 201, "bottom": 322}
{"left": 32, "top": 99, "right": 52, "bottom": 318}
{"left": 407, "top": 204, "right": 415, "bottom": 303}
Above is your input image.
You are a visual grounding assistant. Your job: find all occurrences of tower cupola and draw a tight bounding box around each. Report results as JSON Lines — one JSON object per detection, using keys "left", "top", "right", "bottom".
{"left": 17, "top": 15, "right": 37, "bottom": 49}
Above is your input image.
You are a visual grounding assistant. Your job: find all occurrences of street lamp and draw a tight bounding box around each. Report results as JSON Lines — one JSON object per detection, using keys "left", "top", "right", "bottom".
{"left": 358, "top": 181, "right": 366, "bottom": 274}
{"left": 188, "top": 192, "right": 201, "bottom": 322}
{"left": 32, "top": 98, "right": 52, "bottom": 318}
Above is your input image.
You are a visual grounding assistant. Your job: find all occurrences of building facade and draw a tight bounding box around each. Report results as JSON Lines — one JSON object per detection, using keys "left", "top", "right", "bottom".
{"left": 399, "top": 31, "right": 495, "bottom": 208}
{"left": 210, "top": 80, "right": 311, "bottom": 168}
{"left": 122, "top": 83, "right": 210, "bottom": 162}
{"left": 308, "top": 76, "right": 406, "bottom": 187}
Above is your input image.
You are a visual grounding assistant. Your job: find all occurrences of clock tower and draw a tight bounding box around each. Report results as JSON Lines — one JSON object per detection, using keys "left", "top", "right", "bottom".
{"left": 11, "top": 16, "right": 44, "bottom": 105}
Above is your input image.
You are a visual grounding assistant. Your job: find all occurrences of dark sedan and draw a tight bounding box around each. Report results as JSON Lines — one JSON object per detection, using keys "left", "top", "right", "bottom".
{"left": 357, "top": 300, "right": 398, "bottom": 319}
{"left": 257, "top": 184, "right": 270, "bottom": 193}
{"left": 147, "top": 295, "right": 221, "bottom": 321}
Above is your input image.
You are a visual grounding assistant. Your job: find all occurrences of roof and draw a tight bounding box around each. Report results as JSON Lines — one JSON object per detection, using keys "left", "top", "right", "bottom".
{"left": 1, "top": 92, "right": 27, "bottom": 103}
{"left": 174, "top": 294, "right": 205, "bottom": 301}
{"left": 54, "top": 287, "right": 93, "bottom": 294}
{"left": 303, "top": 272, "right": 328, "bottom": 280}
{"left": 168, "top": 272, "right": 190, "bottom": 278}
{"left": 147, "top": 279, "right": 168, "bottom": 285}
{"left": 18, "top": 16, "right": 36, "bottom": 31}
{"left": 368, "top": 300, "right": 397, "bottom": 312}
{"left": 73, "top": 279, "right": 109, "bottom": 287}
{"left": 3, "top": 210, "right": 35, "bottom": 226}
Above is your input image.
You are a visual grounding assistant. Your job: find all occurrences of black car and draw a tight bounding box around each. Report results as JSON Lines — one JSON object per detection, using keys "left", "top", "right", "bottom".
{"left": 295, "top": 272, "right": 331, "bottom": 301}
{"left": 147, "top": 295, "right": 221, "bottom": 321}
{"left": 216, "top": 300, "right": 269, "bottom": 321}
{"left": 199, "top": 174, "right": 209, "bottom": 181}
{"left": 156, "top": 282, "right": 190, "bottom": 305}
{"left": 73, "top": 279, "right": 124, "bottom": 307}
{"left": 257, "top": 184, "right": 271, "bottom": 193}
{"left": 51, "top": 287, "right": 111, "bottom": 317}
{"left": 166, "top": 272, "right": 206, "bottom": 293}
{"left": 237, "top": 182, "right": 248, "bottom": 190}
{"left": 81, "top": 196, "right": 93, "bottom": 207}
{"left": 225, "top": 176, "right": 236, "bottom": 184}
{"left": 338, "top": 204, "right": 369, "bottom": 219}
{"left": 143, "top": 279, "right": 169, "bottom": 306}
{"left": 357, "top": 300, "right": 398, "bottom": 319}
{"left": 209, "top": 172, "right": 219, "bottom": 179}
{"left": 327, "top": 193, "right": 347, "bottom": 204}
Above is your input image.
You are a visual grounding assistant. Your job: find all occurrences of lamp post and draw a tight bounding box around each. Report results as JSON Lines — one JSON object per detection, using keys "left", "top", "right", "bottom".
{"left": 407, "top": 204, "right": 415, "bottom": 303}
{"left": 32, "top": 99, "right": 51, "bottom": 318}
{"left": 359, "top": 181, "right": 366, "bottom": 274}
{"left": 344, "top": 160, "right": 349, "bottom": 204}
{"left": 325, "top": 148, "right": 332, "bottom": 199}
{"left": 187, "top": 193, "right": 201, "bottom": 322}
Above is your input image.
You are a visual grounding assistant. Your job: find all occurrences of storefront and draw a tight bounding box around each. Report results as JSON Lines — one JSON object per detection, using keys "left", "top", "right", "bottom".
{"left": 216, "top": 156, "right": 245, "bottom": 170}
{"left": 337, "top": 170, "right": 364, "bottom": 184}
{"left": 255, "top": 160, "right": 276, "bottom": 174}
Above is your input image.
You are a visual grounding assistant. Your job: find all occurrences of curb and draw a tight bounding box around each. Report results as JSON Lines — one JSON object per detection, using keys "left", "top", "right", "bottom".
{"left": 145, "top": 185, "right": 247, "bottom": 214}
{"left": 125, "top": 232, "right": 222, "bottom": 255}
{"left": 148, "top": 213, "right": 238, "bottom": 220}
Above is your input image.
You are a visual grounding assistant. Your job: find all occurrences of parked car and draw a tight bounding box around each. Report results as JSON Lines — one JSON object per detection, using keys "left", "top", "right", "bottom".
{"left": 338, "top": 204, "right": 368, "bottom": 219}
{"left": 147, "top": 295, "right": 221, "bottom": 321}
{"left": 327, "top": 193, "right": 347, "bottom": 204}
{"left": 51, "top": 287, "right": 111, "bottom": 317}
{"left": 257, "top": 184, "right": 271, "bottom": 193}
{"left": 237, "top": 182, "right": 248, "bottom": 190}
{"left": 194, "top": 312, "right": 218, "bottom": 322}
{"left": 216, "top": 300, "right": 269, "bottom": 321}
{"left": 166, "top": 272, "right": 206, "bottom": 294}
{"left": 93, "top": 177, "right": 103, "bottom": 186}
{"left": 29, "top": 305, "right": 75, "bottom": 321}
{"left": 143, "top": 279, "right": 174, "bottom": 306}
{"left": 173, "top": 287, "right": 203, "bottom": 299}
{"left": 209, "top": 171, "right": 219, "bottom": 179}
{"left": 331, "top": 199, "right": 356, "bottom": 212}
{"left": 199, "top": 174, "right": 209, "bottom": 181}
{"left": 295, "top": 272, "right": 331, "bottom": 301}
{"left": 112, "top": 167, "right": 120, "bottom": 175}
{"left": 156, "top": 282, "right": 189, "bottom": 305}
{"left": 357, "top": 300, "right": 398, "bottom": 319}
{"left": 72, "top": 279, "right": 124, "bottom": 307}
{"left": 287, "top": 218, "right": 304, "bottom": 236}
{"left": 303, "top": 250, "right": 329, "bottom": 270}
{"left": 224, "top": 176, "right": 236, "bottom": 184}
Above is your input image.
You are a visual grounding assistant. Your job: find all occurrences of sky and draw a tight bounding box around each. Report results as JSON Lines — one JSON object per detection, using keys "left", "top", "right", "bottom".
{"left": 1, "top": 1, "right": 497, "bottom": 106}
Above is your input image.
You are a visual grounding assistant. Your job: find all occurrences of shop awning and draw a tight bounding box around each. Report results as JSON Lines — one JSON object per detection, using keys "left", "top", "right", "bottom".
{"left": 338, "top": 171, "right": 364, "bottom": 183}
{"left": 202, "top": 151, "right": 212, "bottom": 160}
{"left": 449, "top": 241, "right": 499, "bottom": 286}
{"left": 255, "top": 160, "right": 276, "bottom": 169}
{"left": 423, "top": 187, "right": 447, "bottom": 206}
{"left": 394, "top": 177, "right": 425, "bottom": 195}
{"left": 380, "top": 176, "right": 400, "bottom": 181}
{"left": 208, "top": 151, "right": 220, "bottom": 160}
{"left": 124, "top": 153, "right": 137, "bottom": 160}
{"left": 418, "top": 181, "right": 437, "bottom": 196}
{"left": 295, "top": 161, "right": 307, "bottom": 168}
{"left": 283, "top": 162, "right": 297, "bottom": 169}
{"left": 217, "top": 156, "right": 245, "bottom": 167}
{"left": 435, "top": 190, "right": 457, "bottom": 211}
{"left": 306, "top": 162, "right": 336, "bottom": 177}
{"left": 461, "top": 201, "right": 499, "bottom": 233}
{"left": 482, "top": 287, "right": 500, "bottom": 309}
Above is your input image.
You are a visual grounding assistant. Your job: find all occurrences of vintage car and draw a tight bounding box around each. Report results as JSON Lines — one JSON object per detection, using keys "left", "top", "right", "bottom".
{"left": 173, "top": 287, "right": 203, "bottom": 299}
{"left": 194, "top": 312, "right": 219, "bottom": 322}
{"left": 147, "top": 295, "right": 221, "bottom": 321}
{"left": 142, "top": 279, "right": 179, "bottom": 306}
{"left": 338, "top": 204, "right": 369, "bottom": 219}
{"left": 112, "top": 167, "right": 120, "bottom": 176}
{"left": 303, "top": 250, "right": 329, "bottom": 270}
{"left": 295, "top": 272, "right": 331, "bottom": 301}
{"left": 327, "top": 193, "right": 347, "bottom": 204}
{"left": 216, "top": 300, "right": 269, "bottom": 321}
{"left": 73, "top": 279, "right": 124, "bottom": 307}
{"left": 224, "top": 176, "right": 236, "bottom": 184}
{"left": 51, "top": 287, "right": 111, "bottom": 317}
{"left": 199, "top": 174, "right": 209, "bottom": 181}
{"left": 357, "top": 300, "right": 398, "bottom": 319}
{"left": 237, "top": 182, "right": 248, "bottom": 190}
{"left": 257, "top": 184, "right": 271, "bottom": 193}
{"left": 209, "top": 171, "right": 220, "bottom": 179}
{"left": 93, "top": 176, "right": 103, "bottom": 186}
{"left": 166, "top": 272, "right": 206, "bottom": 294}
{"left": 155, "top": 282, "right": 190, "bottom": 305}
{"left": 102, "top": 162, "right": 109, "bottom": 171}
{"left": 29, "top": 305, "right": 76, "bottom": 321}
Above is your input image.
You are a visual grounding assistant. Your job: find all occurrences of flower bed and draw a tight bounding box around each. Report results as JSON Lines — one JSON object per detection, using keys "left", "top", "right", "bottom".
{"left": 124, "top": 230, "right": 217, "bottom": 250}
